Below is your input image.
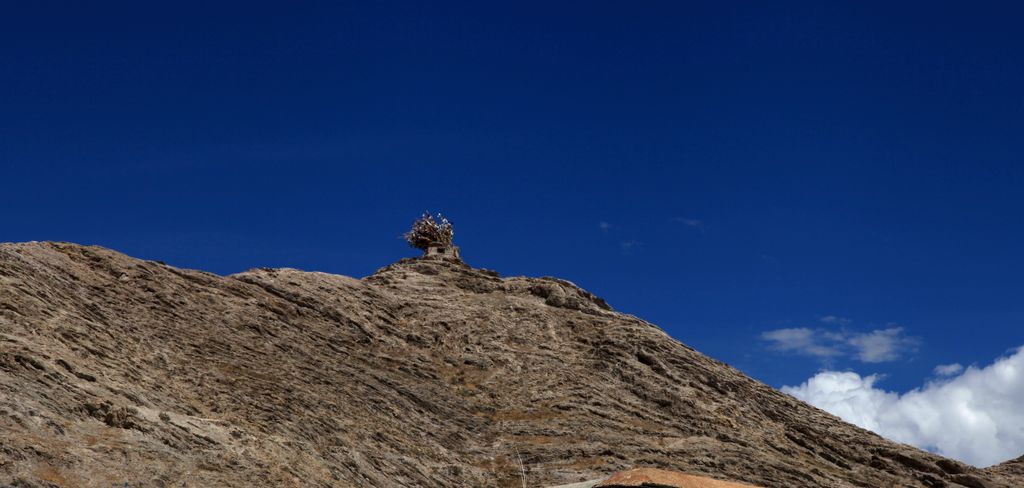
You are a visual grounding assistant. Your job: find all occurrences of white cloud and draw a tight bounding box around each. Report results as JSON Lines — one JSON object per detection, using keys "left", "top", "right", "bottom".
{"left": 761, "top": 325, "right": 917, "bottom": 363}
{"left": 761, "top": 328, "right": 840, "bottom": 358}
{"left": 599, "top": 221, "right": 612, "bottom": 233}
{"left": 783, "top": 346, "right": 1024, "bottom": 467}
{"left": 820, "top": 315, "right": 852, "bottom": 325}
{"left": 847, "top": 327, "right": 918, "bottom": 363}
{"left": 934, "top": 363, "right": 964, "bottom": 376}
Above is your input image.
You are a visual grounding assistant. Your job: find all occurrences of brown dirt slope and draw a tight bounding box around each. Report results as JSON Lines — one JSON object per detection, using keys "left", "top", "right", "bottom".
{"left": 0, "top": 242, "right": 1021, "bottom": 487}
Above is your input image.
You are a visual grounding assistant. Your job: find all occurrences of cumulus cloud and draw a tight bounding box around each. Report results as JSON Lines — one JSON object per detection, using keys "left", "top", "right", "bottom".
{"left": 934, "top": 363, "right": 964, "bottom": 376}
{"left": 783, "top": 347, "right": 1024, "bottom": 467}
{"left": 761, "top": 325, "right": 917, "bottom": 363}
{"left": 599, "top": 221, "right": 612, "bottom": 233}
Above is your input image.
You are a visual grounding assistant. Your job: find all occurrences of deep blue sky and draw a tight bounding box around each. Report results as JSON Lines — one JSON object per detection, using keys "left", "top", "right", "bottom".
{"left": 3, "top": 1, "right": 1023, "bottom": 392}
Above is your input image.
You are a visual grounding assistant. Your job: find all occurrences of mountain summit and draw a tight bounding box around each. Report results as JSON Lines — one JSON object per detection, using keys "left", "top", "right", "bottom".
{"left": 0, "top": 242, "right": 1020, "bottom": 487}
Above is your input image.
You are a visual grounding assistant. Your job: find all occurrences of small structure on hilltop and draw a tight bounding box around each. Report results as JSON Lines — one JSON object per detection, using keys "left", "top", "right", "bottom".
{"left": 405, "top": 212, "right": 460, "bottom": 260}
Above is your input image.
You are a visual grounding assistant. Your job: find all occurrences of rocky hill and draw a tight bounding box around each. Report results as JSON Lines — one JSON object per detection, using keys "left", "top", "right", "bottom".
{"left": 984, "top": 456, "right": 1024, "bottom": 481}
{"left": 0, "top": 242, "right": 1021, "bottom": 487}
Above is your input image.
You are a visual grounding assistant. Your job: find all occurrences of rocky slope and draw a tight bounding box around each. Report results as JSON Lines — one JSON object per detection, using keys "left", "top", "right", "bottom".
{"left": 0, "top": 242, "right": 1022, "bottom": 487}
{"left": 984, "top": 456, "right": 1024, "bottom": 481}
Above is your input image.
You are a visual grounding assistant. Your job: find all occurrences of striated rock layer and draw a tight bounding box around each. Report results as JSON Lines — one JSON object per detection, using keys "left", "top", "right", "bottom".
{"left": 0, "top": 242, "right": 1021, "bottom": 487}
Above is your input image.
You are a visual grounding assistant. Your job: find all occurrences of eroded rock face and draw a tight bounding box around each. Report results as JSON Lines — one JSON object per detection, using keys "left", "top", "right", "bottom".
{"left": 0, "top": 242, "right": 1021, "bottom": 487}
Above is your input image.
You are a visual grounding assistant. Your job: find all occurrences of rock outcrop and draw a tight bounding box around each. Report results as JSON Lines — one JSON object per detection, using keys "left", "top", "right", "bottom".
{"left": 0, "top": 242, "right": 1021, "bottom": 487}
{"left": 985, "top": 456, "right": 1024, "bottom": 481}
